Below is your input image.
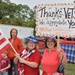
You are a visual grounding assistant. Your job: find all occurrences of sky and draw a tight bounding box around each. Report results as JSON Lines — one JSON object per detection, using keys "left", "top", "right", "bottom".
{"left": 10, "top": 0, "right": 74, "bottom": 9}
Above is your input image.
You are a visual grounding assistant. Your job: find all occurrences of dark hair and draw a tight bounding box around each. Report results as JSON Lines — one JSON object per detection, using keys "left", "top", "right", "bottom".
{"left": 44, "top": 37, "right": 57, "bottom": 48}
{"left": 10, "top": 28, "right": 18, "bottom": 38}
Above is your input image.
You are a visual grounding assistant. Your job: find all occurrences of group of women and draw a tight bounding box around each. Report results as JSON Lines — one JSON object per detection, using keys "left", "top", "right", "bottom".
{"left": 7, "top": 28, "right": 67, "bottom": 75}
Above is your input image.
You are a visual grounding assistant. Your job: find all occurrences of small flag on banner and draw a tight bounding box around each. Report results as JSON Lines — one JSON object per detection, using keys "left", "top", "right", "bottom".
{"left": 0, "top": 28, "right": 10, "bottom": 54}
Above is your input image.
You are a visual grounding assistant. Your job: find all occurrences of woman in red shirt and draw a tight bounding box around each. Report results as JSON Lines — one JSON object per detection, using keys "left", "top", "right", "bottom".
{"left": 14, "top": 36, "right": 41, "bottom": 75}
{"left": 8, "top": 28, "right": 23, "bottom": 75}
{"left": 41, "top": 36, "right": 67, "bottom": 75}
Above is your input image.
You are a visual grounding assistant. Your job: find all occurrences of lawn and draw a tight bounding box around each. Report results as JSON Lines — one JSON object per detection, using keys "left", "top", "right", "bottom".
{"left": 66, "top": 63, "right": 75, "bottom": 75}
{"left": 40, "top": 63, "right": 75, "bottom": 75}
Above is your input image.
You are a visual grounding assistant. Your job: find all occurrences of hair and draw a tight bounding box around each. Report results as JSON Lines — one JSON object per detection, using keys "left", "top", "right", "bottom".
{"left": 10, "top": 28, "right": 18, "bottom": 38}
{"left": 4, "top": 50, "right": 8, "bottom": 55}
{"left": 45, "top": 37, "right": 57, "bottom": 48}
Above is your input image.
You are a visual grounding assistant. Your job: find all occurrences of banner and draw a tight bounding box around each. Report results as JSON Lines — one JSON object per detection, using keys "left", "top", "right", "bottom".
{"left": 36, "top": 3, "right": 75, "bottom": 37}
{"left": 0, "top": 28, "right": 10, "bottom": 54}
{"left": 0, "top": 28, "right": 17, "bottom": 54}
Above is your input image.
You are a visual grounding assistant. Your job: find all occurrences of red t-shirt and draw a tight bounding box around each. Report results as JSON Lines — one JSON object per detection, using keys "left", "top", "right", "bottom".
{"left": 41, "top": 47, "right": 66, "bottom": 75}
{"left": 0, "top": 57, "right": 10, "bottom": 72}
{"left": 18, "top": 48, "right": 41, "bottom": 75}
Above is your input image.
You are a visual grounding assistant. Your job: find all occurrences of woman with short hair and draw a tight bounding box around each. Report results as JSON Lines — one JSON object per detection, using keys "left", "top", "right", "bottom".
{"left": 41, "top": 36, "right": 67, "bottom": 75}
{"left": 14, "top": 36, "right": 41, "bottom": 75}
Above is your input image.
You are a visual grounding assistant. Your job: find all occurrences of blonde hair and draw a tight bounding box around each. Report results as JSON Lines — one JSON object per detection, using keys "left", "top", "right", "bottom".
{"left": 4, "top": 50, "right": 8, "bottom": 55}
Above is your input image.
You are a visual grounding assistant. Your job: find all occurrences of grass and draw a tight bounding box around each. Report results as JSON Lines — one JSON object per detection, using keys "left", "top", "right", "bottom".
{"left": 66, "top": 63, "right": 75, "bottom": 75}
{"left": 40, "top": 63, "right": 75, "bottom": 75}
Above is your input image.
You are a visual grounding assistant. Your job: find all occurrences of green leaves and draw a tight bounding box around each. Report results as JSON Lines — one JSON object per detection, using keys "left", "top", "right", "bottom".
{"left": 0, "top": 0, "right": 35, "bottom": 28}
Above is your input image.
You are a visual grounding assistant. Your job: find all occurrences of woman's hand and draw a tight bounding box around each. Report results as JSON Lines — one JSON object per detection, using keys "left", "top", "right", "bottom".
{"left": 14, "top": 53, "right": 20, "bottom": 64}
{"left": 14, "top": 53, "right": 20, "bottom": 59}
{"left": 0, "top": 69, "right": 5, "bottom": 72}
{"left": 18, "top": 58, "right": 25, "bottom": 63}
{"left": 19, "top": 58, "right": 38, "bottom": 68}
{"left": 57, "top": 46, "right": 62, "bottom": 54}
{"left": 15, "top": 53, "right": 25, "bottom": 64}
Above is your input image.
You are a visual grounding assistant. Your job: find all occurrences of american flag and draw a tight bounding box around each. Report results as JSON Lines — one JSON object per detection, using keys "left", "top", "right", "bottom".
{"left": 0, "top": 28, "right": 10, "bottom": 54}
{"left": 17, "top": 48, "right": 35, "bottom": 75}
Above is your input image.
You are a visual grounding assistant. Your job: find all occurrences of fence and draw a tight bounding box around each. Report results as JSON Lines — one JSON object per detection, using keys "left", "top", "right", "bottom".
{"left": 60, "top": 44, "right": 75, "bottom": 63}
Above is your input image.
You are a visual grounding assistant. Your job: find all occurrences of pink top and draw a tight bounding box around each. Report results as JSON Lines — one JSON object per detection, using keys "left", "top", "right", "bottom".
{"left": 0, "top": 57, "right": 10, "bottom": 72}
{"left": 41, "top": 47, "right": 66, "bottom": 75}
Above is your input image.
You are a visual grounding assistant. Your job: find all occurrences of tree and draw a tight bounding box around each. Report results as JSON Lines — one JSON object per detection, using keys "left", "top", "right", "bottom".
{"left": 3, "top": 0, "right": 11, "bottom": 4}
{"left": 0, "top": 0, "right": 36, "bottom": 28}
{"left": 0, "top": 0, "right": 2, "bottom": 3}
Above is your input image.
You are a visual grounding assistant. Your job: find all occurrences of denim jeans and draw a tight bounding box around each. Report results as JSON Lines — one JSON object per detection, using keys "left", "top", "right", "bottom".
{"left": 13, "top": 63, "right": 18, "bottom": 75}
{"left": 8, "top": 59, "right": 18, "bottom": 75}
{"left": 0, "top": 72, "right": 8, "bottom": 75}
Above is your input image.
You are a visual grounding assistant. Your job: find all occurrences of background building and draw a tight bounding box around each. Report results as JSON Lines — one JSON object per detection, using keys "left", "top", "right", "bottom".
{"left": 0, "top": 24, "right": 34, "bottom": 39}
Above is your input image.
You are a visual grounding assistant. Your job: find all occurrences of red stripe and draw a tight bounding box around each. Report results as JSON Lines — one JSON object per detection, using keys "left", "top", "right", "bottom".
{"left": 0, "top": 43, "right": 10, "bottom": 54}
{"left": 0, "top": 38, "right": 6, "bottom": 45}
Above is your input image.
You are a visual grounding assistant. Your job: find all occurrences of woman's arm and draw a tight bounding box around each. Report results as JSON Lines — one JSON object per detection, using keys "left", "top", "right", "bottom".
{"left": 14, "top": 57, "right": 19, "bottom": 64}
{"left": 14, "top": 50, "right": 41, "bottom": 68}
{"left": 14, "top": 53, "right": 38, "bottom": 68}
{"left": 58, "top": 52, "right": 67, "bottom": 65}
{"left": 18, "top": 57, "right": 38, "bottom": 68}
{"left": 57, "top": 47, "right": 67, "bottom": 65}
{"left": 14, "top": 53, "right": 20, "bottom": 64}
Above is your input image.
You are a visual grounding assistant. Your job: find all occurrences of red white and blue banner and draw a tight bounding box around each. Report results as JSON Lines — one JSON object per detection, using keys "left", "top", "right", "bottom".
{"left": 0, "top": 28, "right": 10, "bottom": 54}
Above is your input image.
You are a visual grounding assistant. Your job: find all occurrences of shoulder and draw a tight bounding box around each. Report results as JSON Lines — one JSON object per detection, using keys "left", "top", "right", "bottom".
{"left": 35, "top": 49, "right": 41, "bottom": 54}
{"left": 5, "top": 57, "right": 10, "bottom": 61}
{"left": 33, "top": 49, "right": 41, "bottom": 57}
{"left": 15, "top": 37, "right": 21, "bottom": 40}
{"left": 43, "top": 48, "right": 48, "bottom": 53}
{"left": 15, "top": 37, "right": 22, "bottom": 43}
